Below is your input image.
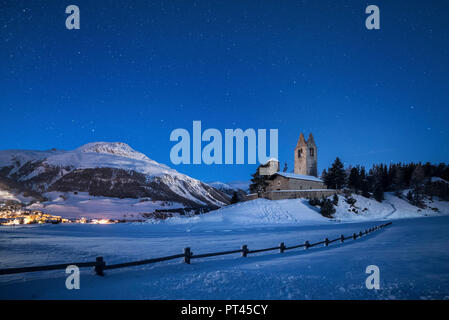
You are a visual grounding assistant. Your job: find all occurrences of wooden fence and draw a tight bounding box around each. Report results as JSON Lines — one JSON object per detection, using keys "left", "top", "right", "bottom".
{"left": 0, "top": 222, "right": 392, "bottom": 277}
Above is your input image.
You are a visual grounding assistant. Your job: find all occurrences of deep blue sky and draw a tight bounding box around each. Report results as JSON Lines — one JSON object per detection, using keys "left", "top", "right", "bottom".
{"left": 1, "top": 0, "right": 448, "bottom": 183}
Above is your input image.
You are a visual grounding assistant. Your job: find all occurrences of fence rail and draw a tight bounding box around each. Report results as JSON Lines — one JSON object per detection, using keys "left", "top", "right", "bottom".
{"left": 0, "top": 221, "right": 392, "bottom": 277}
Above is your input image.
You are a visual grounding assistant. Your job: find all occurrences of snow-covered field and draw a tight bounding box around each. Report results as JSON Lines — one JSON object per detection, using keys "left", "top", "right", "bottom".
{"left": 0, "top": 189, "right": 33, "bottom": 204}
{"left": 27, "top": 192, "right": 184, "bottom": 220}
{"left": 1, "top": 194, "right": 449, "bottom": 299}
{"left": 23, "top": 191, "right": 449, "bottom": 222}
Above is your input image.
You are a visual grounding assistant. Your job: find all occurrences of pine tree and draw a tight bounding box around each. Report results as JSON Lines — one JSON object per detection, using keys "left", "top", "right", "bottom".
{"left": 230, "top": 191, "right": 240, "bottom": 204}
{"left": 348, "top": 166, "right": 361, "bottom": 191}
{"left": 332, "top": 194, "right": 339, "bottom": 206}
{"left": 358, "top": 167, "right": 368, "bottom": 196}
{"left": 325, "top": 157, "right": 346, "bottom": 189}
{"left": 249, "top": 166, "right": 268, "bottom": 194}
{"left": 411, "top": 165, "right": 425, "bottom": 186}
{"left": 393, "top": 165, "right": 405, "bottom": 190}
{"left": 321, "top": 169, "right": 328, "bottom": 182}
{"left": 406, "top": 190, "right": 413, "bottom": 202}
{"left": 309, "top": 198, "right": 320, "bottom": 206}
{"left": 320, "top": 198, "right": 336, "bottom": 218}
{"left": 373, "top": 184, "right": 384, "bottom": 202}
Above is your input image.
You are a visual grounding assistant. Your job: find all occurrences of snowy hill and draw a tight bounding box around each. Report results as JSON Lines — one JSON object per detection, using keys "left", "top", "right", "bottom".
{"left": 0, "top": 175, "right": 45, "bottom": 204}
{"left": 0, "top": 143, "right": 229, "bottom": 213}
{"left": 164, "top": 192, "right": 449, "bottom": 227}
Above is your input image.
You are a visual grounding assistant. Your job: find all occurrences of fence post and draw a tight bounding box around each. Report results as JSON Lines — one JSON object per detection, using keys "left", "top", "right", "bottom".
{"left": 95, "top": 256, "right": 105, "bottom": 276}
{"left": 340, "top": 234, "right": 344, "bottom": 243}
{"left": 305, "top": 241, "right": 310, "bottom": 249}
{"left": 184, "top": 247, "right": 191, "bottom": 264}
{"left": 279, "top": 242, "right": 285, "bottom": 253}
{"left": 359, "top": 231, "right": 363, "bottom": 237}
{"left": 324, "top": 238, "right": 329, "bottom": 247}
{"left": 242, "top": 245, "right": 248, "bottom": 257}
{"left": 353, "top": 233, "right": 357, "bottom": 240}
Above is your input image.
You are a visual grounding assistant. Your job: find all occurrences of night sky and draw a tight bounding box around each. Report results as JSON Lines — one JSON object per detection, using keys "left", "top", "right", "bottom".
{"left": 1, "top": 0, "right": 448, "bottom": 183}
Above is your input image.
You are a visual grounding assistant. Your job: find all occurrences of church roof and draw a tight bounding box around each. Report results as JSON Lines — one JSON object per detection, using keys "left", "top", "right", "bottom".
{"left": 262, "top": 158, "right": 279, "bottom": 165}
{"left": 296, "top": 133, "right": 306, "bottom": 148}
{"left": 271, "top": 172, "right": 323, "bottom": 182}
{"left": 307, "top": 133, "right": 316, "bottom": 146}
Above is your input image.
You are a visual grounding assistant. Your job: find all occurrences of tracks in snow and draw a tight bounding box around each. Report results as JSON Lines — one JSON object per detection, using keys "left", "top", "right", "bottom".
{"left": 383, "top": 201, "right": 397, "bottom": 219}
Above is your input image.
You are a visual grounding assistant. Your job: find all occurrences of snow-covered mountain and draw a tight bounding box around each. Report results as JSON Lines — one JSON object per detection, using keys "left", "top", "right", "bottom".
{"left": 208, "top": 181, "right": 250, "bottom": 194}
{"left": 207, "top": 181, "right": 248, "bottom": 202}
{"left": 0, "top": 142, "right": 229, "bottom": 208}
{"left": 208, "top": 181, "right": 238, "bottom": 196}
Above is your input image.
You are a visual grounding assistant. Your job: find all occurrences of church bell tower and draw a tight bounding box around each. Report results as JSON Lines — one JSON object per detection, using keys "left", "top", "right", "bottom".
{"left": 294, "top": 133, "right": 317, "bottom": 177}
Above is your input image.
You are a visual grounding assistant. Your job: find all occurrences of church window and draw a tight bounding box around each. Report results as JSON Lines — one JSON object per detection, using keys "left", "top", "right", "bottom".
{"left": 298, "top": 149, "right": 302, "bottom": 158}
{"left": 309, "top": 148, "right": 314, "bottom": 156}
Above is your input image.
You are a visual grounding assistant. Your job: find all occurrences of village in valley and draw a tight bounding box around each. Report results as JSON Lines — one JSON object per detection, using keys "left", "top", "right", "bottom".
{"left": 0, "top": 201, "right": 116, "bottom": 225}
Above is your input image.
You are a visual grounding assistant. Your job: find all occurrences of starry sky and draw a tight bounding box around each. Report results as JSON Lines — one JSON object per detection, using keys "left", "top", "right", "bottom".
{"left": 1, "top": 0, "right": 449, "bottom": 183}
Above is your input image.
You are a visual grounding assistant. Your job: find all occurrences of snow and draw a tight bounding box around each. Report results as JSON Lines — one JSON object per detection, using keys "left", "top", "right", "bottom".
{"left": 18, "top": 190, "right": 449, "bottom": 223}
{"left": 76, "top": 142, "right": 152, "bottom": 162}
{"left": 0, "top": 143, "right": 227, "bottom": 208}
{"left": 333, "top": 193, "right": 449, "bottom": 222}
{"left": 208, "top": 180, "right": 250, "bottom": 194}
{"left": 167, "top": 198, "right": 331, "bottom": 226}
{"left": 431, "top": 176, "right": 448, "bottom": 184}
{"left": 26, "top": 192, "right": 184, "bottom": 220}
{"left": 0, "top": 189, "right": 22, "bottom": 203}
{"left": 262, "top": 158, "right": 279, "bottom": 164}
{"left": 2, "top": 192, "right": 449, "bottom": 299}
{"left": 0, "top": 189, "right": 34, "bottom": 204}
{"left": 164, "top": 193, "right": 449, "bottom": 227}
{"left": 1, "top": 215, "right": 449, "bottom": 299}
{"left": 0, "top": 142, "right": 176, "bottom": 178}
{"left": 208, "top": 181, "right": 233, "bottom": 190}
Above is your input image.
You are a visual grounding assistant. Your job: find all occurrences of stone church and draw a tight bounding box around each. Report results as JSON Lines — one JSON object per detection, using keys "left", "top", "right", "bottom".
{"left": 248, "top": 133, "right": 338, "bottom": 200}
{"left": 294, "top": 133, "right": 317, "bottom": 177}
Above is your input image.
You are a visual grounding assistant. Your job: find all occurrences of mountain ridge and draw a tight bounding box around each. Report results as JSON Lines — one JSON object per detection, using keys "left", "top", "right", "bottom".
{"left": 0, "top": 142, "right": 230, "bottom": 209}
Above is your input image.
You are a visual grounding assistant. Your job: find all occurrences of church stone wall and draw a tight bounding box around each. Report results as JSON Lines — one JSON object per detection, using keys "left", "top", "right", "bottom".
{"left": 262, "top": 189, "right": 339, "bottom": 200}
{"left": 287, "top": 177, "right": 325, "bottom": 190}
{"left": 245, "top": 189, "right": 339, "bottom": 201}
{"left": 265, "top": 175, "right": 325, "bottom": 191}
{"left": 259, "top": 160, "right": 280, "bottom": 176}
